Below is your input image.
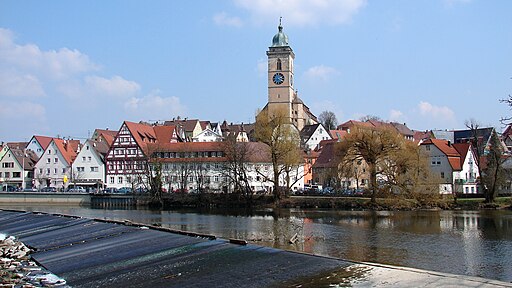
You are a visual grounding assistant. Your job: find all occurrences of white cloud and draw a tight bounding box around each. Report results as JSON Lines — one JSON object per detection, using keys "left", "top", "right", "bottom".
{"left": 389, "top": 109, "right": 404, "bottom": 122}
{"left": 85, "top": 75, "right": 140, "bottom": 98}
{"left": 304, "top": 65, "right": 339, "bottom": 82}
{"left": 0, "top": 101, "right": 46, "bottom": 119}
{"left": 0, "top": 28, "right": 99, "bottom": 80}
{"left": 415, "top": 101, "right": 457, "bottom": 129}
{"left": 213, "top": 12, "right": 243, "bottom": 27}
{"left": 0, "top": 101, "right": 48, "bottom": 139}
{"left": 0, "top": 71, "right": 45, "bottom": 98}
{"left": 418, "top": 101, "right": 455, "bottom": 119}
{"left": 234, "top": 0, "right": 367, "bottom": 26}
{"left": 124, "top": 91, "right": 187, "bottom": 120}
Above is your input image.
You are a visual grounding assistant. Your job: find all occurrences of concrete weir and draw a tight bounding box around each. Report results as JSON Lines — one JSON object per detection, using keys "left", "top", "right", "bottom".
{"left": 0, "top": 210, "right": 510, "bottom": 288}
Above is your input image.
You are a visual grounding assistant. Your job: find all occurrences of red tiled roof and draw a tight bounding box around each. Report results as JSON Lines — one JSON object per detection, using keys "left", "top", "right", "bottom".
{"left": 453, "top": 143, "right": 471, "bottom": 169}
{"left": 94, "top": 129, "right": 117, "bottom": 146}
{"left": 33, "top": 136, "right": 54, "bottom": 150}
{"left": 329, "top": 130, "right": 347, "bottom": 140}
{"left": 422, "top": 139, "right": 462, "bottom": 170}
{"left": 124, "top": 121, "right": 157, "bottom": 154}
{"left": 6, "top": 142, "right": 28, "bottom": 149}
{"left": 338, "top": 120, "right": 374, "bottom": 130}
{"left": 53, "top": 139, "right": 81, "bottom": 165}
{"left": 413, "top": 130, "right": 433, "bottom": 143}
{"left": 153, "top": 125, "right": 178, "bottom": 143}
{"left": 313, "top": 141, "right": 338, "bottom": 169}
{"left": 199, "top": 121, "right": 210, "bottom": 130}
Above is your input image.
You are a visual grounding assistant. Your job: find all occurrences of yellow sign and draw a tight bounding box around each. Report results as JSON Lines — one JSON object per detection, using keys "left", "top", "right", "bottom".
{"left": 63, "top": 175, "right": 68, "bottom": 183}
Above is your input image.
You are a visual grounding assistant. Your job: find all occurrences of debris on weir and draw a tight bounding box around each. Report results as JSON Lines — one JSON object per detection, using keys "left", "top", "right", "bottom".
{"left": 0, "top": 234, "right": 68, "bottom": 287}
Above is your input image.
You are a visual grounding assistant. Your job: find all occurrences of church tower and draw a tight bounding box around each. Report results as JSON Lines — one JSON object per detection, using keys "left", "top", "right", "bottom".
{"left": 263, "top": 19, "right": 317, "bottom": 131}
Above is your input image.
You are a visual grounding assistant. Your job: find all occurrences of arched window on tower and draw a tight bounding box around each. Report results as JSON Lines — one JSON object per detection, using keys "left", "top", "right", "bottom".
{"left": 277, "top": 59, "right": 282, "bottom": 70}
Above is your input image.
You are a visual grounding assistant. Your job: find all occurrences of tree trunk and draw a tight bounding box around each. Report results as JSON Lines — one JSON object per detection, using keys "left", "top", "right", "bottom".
{"left": 485, "top": 164, "right": 500, "bottom": 203}
{"left": 369, "top": 163, "right": 377, "bottom": 204}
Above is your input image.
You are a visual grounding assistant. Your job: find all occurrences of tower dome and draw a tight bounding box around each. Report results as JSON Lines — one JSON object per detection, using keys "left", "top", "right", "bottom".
{"left": 271, "top": 18, "right": 289, "bottom": 47}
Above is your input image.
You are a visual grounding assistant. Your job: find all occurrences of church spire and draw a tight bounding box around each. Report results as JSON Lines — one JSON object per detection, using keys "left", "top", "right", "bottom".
{"left": 272, "top": 17, "right": 289, "bottom": 47}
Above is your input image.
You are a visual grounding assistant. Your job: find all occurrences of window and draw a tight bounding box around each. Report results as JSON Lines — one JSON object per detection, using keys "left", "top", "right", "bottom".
{"left": 277, "top": 58, "right": 282, "bottom": 70}
{"left": 54, "top": 168, "right": 57, "bottom": 174}
{"left": 88, "top": 156, "right": 92, "bottom": 162}
{"left": 46, "top": 168, "right": 50, "bottom": 175}
{"left": 77, "top": 167, "right": 85, "bottom": 172}
{"left": 109, "top": 177, "right": 114, "bottom": 184}
{"left": 12, "top": 172, "right": 20, "bottom": 178}
{"left": 441, "top": 172, "right": 445, "bottom": 178}
{"left": 118, "top": 176, "right": 123, "bottom": 184}
{"left": 47, "top": 158, "right": 51, "bottom": 163}
{"left": 83, "top": 157, "right": 86, "bottom": 162}
{"left": 2, "top": 162, "right": 14, "bottom": 168}
{"left": 54, "top": 158, "right": 58, "bottom": 163}
{"left": 471, "top": 187, "right": 475, "bottom": 193}
{"left": 465, "top": 187, "right": 469, "bottom": 193}
{"left": 62, "top": 168, "right": 66, "bottom": 174}
{"left": 39, "top": 169, "right": 42, "bottom": 174}
{"left": 91, "top": 167, "right": 98, "bottom": 172}
{"left": 214, "top": 176, "right": 219, "bottom": 182}
{"left": 426, "top": 145, "right": 430, "bottom": 151}
{"left": 48, "top": 149, "right": 51, "bottom": 154}
{"left": 4, "top": 172, "right": 10, "bottom": 178}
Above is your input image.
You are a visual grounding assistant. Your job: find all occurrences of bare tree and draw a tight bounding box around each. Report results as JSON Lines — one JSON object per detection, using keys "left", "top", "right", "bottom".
{"left": 500, "top": 95, "right": 512, "bottom": 125}
{"left": 255, "top": 108, "right": 303, "bottom": 201}
{"left": 221, "top": 135, "right": 254, "bottom": 199}
{"left": 176, "top": 163, "right": 192, "bottom": 193}
{"left": 359, "top": 115, "right": 383, "bottom": 122}
{"left": 336, "top": 125, "right": 402, "bottom": 203}
{"left": 318, "top": 111, "right": 338, "bottom": 130}
{"left": 191, "top": 162, "right": 209, "bottom": 194}
{"left": 482, "top": 131, "right": 507, "bottom": 203}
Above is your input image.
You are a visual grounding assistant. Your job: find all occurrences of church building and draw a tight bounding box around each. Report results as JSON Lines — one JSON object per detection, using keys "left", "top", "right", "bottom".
{"left": 259, "top": 20, "right": 318, "bottom": 131}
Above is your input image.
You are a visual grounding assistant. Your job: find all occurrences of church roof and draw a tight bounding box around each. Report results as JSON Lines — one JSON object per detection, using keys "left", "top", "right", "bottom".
{"left": 272, "top": 19, "right": 289, "bottom": 47}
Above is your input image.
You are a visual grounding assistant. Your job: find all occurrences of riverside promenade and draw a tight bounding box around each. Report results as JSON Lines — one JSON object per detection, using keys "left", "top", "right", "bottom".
{"left": 0, "top": 209, "right": 511, "bottom": 287}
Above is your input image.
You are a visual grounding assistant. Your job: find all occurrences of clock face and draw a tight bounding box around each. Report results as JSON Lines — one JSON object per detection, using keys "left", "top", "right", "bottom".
{"left": 273, "top": 73, "right": 285, "bottom": 85}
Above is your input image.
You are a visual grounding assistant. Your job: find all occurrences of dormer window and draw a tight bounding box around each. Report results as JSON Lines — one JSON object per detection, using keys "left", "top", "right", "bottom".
{"left": 277, "top": 59, "right": 282, "bottom": 70}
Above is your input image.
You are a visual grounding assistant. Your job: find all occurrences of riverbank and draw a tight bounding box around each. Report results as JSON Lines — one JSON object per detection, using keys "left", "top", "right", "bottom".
{"left": 156, "top": 193, "right": 512, "bottom": 211}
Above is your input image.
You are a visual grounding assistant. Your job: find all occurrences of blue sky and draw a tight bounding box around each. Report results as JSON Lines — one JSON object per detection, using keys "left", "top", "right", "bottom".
{"left": 1, "top": 0, "right": 511, "bottom": 141}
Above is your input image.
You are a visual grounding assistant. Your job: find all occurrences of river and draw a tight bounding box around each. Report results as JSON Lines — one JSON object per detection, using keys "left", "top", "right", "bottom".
{"left": 2, "top": 204, "right": 512, "bottom": 282}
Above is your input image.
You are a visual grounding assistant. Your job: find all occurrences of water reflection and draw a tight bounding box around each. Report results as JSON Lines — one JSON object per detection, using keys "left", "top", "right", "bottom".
{"left": 2, "top": 204, "right": 511, "bottom": 282}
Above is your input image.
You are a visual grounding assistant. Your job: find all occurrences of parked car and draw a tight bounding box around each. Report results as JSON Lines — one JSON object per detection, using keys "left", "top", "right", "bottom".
{"left": 117, "top": 187, "right": 133, "bottom": 194}
{"left": 102, "top": 187, "right": 118, "bottom": 194}
{"left": 40, "top": 187, "right": 57, "bottom": 192}
{"left": 321, "top": 187, "right": 334, "bottom": 195}
{"left": 22, "top": 187, "right": 38, "bottom": 192}
{"left": 2, "top": 185, "right": 18, "bottom": 192}
{"left": 66, "top": 186, "right": 86, "bottom": 193}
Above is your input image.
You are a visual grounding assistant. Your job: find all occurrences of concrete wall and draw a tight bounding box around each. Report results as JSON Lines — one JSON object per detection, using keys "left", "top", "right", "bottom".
{"left": 0, "top": 192, "right": 90, "bottom": 205}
